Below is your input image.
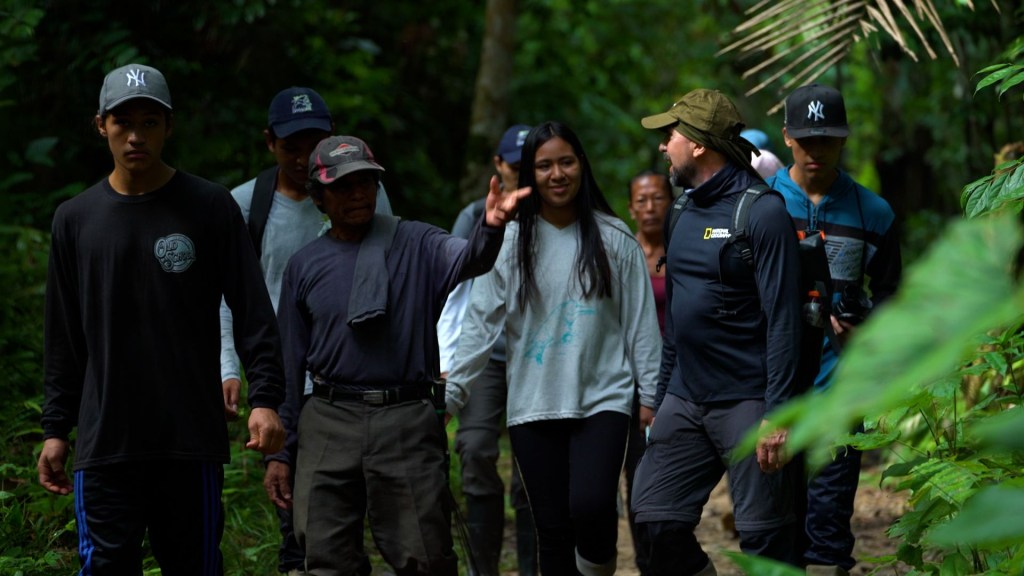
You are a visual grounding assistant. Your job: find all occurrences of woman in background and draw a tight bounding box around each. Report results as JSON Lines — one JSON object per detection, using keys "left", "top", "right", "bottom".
{"left": 622, "top": 169, "right": 674, "bottom": 575}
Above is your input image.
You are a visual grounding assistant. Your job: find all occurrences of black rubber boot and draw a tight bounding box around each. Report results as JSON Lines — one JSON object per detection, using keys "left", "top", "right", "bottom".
{"left": 466, "top": 494, "right": 505, "bottom": 576}
{"left": 515, "top": 506, "right": 539, "bottom": 576}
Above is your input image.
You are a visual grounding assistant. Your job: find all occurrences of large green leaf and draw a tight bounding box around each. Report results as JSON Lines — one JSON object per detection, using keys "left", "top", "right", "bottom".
{"left": 928, "top": 485, "right": 1024, "bottom": 547}
{"left": 757, "top": 213, "right": 1024, "bottom": 466}
{"left": 971, "top": 408, "right": 1024, "bottom": 450}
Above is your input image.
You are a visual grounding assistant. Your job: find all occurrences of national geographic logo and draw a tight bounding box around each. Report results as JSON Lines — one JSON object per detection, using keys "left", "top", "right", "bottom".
{"left": 704, "top": 228, "right": 731, "bottom": 240}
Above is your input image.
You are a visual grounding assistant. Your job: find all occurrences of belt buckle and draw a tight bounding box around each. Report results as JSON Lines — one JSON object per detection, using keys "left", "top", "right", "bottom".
{"left": 363, "top": 390, "right": 385, "bottom": 405}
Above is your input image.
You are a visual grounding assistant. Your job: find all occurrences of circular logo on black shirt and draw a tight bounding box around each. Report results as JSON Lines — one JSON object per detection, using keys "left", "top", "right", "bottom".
{"left": 154, "top": 234, "right": 196, "bottom": 273}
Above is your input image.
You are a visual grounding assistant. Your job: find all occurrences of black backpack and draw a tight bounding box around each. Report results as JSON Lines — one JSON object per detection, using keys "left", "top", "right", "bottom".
{"left": 661, "top": 184, "right": 837, "bottom": 393}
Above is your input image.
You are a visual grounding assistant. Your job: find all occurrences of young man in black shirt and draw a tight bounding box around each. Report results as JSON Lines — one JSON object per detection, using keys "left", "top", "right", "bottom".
{"left": 38, "top": 62, "right": 286, "bottom": 575}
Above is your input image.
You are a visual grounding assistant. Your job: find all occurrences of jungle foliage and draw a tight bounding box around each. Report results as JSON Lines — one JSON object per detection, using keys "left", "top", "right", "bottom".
{"left": 738, "top": 34, "right": 1024, "bottom": 576}
{"left": 1, "top": 0, "right": 1022, "bottom": 574}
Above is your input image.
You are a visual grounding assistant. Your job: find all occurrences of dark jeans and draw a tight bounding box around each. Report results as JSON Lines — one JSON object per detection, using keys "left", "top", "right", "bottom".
{"left": 74, "top": 461, "right": 224, "bottom": 576}
{"left": 804, "top": 444, "right": 862, "bottom": 570}
{"left": 509, "top": 411, "right": 630, "bottom": 575}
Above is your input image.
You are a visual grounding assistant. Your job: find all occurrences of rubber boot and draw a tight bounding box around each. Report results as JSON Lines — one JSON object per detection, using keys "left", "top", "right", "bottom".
{"left": 466, "top": 495, "right": 504, "bottom": 576}
{"left": 515, "top": 506, "right": 539, "bottom": 576}
{"left": 576, "top": 549, "right": 617, "bottom": 576}
{"left": 805, "top": 565, "right": 850, "bottom": 576}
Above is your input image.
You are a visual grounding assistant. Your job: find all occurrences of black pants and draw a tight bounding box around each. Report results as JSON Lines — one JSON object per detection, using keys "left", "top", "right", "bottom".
{"left": 803, "top": 444, "right": 862, "bottom": 569}
{"left": 74, "top": 461, "right": 224, "bottom": 576}
{"left": 275, "top": 504, "right": 304, "bottom": 573}
{"left": 509, "top": 411, "right": 629, "bottom": 575}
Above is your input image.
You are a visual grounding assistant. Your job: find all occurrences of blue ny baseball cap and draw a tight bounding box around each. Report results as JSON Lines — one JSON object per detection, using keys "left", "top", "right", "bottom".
{"left": 268, "top": 87, "right": 332, "bottom": 138}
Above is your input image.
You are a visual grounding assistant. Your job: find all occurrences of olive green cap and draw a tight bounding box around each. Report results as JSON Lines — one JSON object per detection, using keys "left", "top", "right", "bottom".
{"left": 641, "top": 89, "right": 745, "bottom": 142}
{"left": 641, "top": 89, "right": 758, "bottom": 171}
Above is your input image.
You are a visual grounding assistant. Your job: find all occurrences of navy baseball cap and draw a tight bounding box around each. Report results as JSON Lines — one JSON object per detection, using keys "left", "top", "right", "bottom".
{"left": 268, "top": 87, "right": 332, "bottom": 138}
{"left": 495, "top": 124, "right": 532, "bottom": 164}
{"left": 784, "top": 84, "right": 849, "bottom": 138}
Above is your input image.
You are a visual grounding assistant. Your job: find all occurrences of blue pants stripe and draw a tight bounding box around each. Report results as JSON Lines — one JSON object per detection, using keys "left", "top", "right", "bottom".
{"left": 74, "top": 469, "right": 94, "bottom": 576}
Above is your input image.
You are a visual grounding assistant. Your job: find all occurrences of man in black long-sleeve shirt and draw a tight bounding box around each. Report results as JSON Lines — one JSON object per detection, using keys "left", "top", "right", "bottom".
{"left": 630, "top": 89, "right": 802, "bottom": 576}
{"left": 38, "top": 63, "right": 286, "bottom": 575}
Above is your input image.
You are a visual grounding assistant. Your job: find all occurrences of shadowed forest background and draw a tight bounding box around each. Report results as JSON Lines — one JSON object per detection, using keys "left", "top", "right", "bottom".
{"left": 3, "top": 0, "right": 1024, "bottom": 574}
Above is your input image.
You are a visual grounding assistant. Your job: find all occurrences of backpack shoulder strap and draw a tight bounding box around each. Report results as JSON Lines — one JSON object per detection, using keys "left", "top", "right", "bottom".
{"left": 247, "top": 166, "right": 279, "bottom": 260}
{"left": 727, "top": 184, "right": 773, "bottom": 269}
{"left": 664, "top": 193, "right": 691, "bottom": 246}
{"left": 657, "top": 193, "right": 691, "bottom": 272}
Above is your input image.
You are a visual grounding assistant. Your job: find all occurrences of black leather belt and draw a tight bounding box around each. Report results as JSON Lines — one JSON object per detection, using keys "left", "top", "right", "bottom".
{"left": 311, "top": 382, "right": 434, "bottom": 406}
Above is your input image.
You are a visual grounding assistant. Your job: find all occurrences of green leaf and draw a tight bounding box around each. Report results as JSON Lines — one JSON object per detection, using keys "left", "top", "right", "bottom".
{"left": 847, "top": 429, "right": 901, "bottom": 451}
{"left": 23, "top": 137, "right": 58, "bottom": 167}
{"left": 939, "top": 552, "right": 972, "bottom": 576}
{"left": 975, "top": 63, "right": 1013, "bottom": 75}
{"left": 910, "top": 459, "right": 980, "bottom": 505}
{"left": 976, "top": 65, "right": 1022, "bottom": 94}
{"left": 772, "top": 214, "right": 1024, "bottom": 467}
{"left": 972, "top": 408, "right": 1024, "bottom": 450}
{"left": 983, "top": 350, "right": 1010, "bottom": 374}
{"left": 723, "top": 552, "right": 805, "bottom": 575}
{"left": 883, "top": 456, "right": 929, "bottom": 483}
{"left": 928, "top": 485, "right": 1024, "bottom": 547}
{"left": 997, "top": 69, "right": 1024, "bottom": 98}
{"left": 896, "top": 542, "right": 924, "bottom": 566}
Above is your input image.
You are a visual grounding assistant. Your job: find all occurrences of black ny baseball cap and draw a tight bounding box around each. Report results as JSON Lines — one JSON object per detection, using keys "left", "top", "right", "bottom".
{"left": 784, "top": 84, "right": 849, "bottom": 139}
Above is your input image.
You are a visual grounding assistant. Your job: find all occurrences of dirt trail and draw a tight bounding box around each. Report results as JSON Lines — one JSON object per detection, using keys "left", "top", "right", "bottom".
{"left": 492, "top": 463, "right": 907, "bottom": 576}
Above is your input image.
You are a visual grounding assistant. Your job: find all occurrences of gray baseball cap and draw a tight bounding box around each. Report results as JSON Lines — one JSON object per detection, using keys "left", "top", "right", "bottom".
{"left": 98, "top": 64, "right": 172, "bottom": 115}
{"left": 309, "top": 135, "right": 385, "bottom": 186}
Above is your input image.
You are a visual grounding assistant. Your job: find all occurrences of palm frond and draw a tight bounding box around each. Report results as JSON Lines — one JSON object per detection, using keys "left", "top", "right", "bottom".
{"left": 721, "top": 0, "right": 999, "bottom": 106}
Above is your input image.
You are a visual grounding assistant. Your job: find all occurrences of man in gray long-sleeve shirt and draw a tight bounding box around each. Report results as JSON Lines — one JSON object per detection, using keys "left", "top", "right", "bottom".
{"left": 272, "top": 135, "right": 529, "bottom": 576}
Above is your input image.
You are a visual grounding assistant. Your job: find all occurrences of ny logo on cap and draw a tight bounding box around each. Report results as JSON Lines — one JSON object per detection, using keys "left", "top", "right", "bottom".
{"left": 516, "top": 129, "right": 529, "bottom": 147}
{"left": 125, "top": 69, "right": 146, "bottom": 87}
{"left": 807, "top": 100, "right": 825, "bottom": 122}
{"left": 291, "top": 94, "right": 313, "bottom": 114}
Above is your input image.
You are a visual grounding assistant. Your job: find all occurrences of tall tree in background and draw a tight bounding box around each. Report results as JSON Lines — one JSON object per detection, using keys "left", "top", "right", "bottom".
{"left": 459, "top": 0, "right": 518, "bottom": 207}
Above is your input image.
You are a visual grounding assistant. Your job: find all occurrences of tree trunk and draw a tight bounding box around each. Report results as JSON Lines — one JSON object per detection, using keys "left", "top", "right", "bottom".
{"left": 458, "top": 0, "right": 517, "bottom": 208}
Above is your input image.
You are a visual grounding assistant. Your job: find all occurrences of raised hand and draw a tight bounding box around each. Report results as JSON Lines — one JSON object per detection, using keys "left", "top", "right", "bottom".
{"left": 484, "top": 175, "right": 531, "bottom": 227}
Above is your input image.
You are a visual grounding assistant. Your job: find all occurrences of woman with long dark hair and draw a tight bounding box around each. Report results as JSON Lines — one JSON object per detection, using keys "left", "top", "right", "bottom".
{"left": 446, "top": 121, "right": 661, "bottom": 575}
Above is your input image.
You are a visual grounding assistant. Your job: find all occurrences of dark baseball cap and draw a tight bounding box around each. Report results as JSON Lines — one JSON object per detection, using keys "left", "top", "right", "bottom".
{"left": 641, "top": 89, "right": 746, "bottom": 143}
{"left": 784, "top": 84, "right": 849, "bottom": 138}
{"left": 496, "top": 124, "right": 532, "bottom": 164}
{"left": 268, "top": 87, "right": 332, "bottom": 138}
{"left": 98, "top": 64, "right": 172, "bottom": 115}
{"left": 309, "top": 135, "right": 385, "bottom": 186}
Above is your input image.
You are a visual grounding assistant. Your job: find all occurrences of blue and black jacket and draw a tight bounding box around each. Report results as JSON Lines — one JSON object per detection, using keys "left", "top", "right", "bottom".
{"left": 768, "top": 167, "right": 902, "bottom": 390}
